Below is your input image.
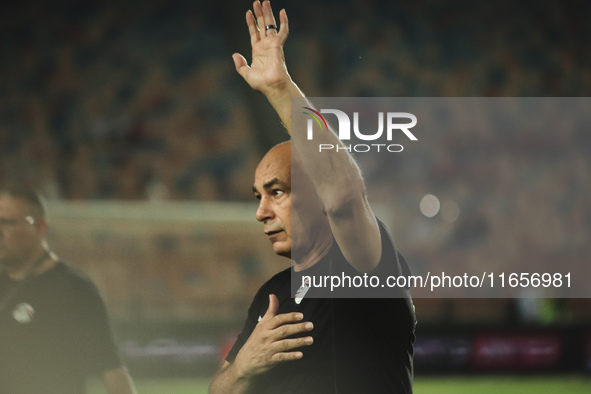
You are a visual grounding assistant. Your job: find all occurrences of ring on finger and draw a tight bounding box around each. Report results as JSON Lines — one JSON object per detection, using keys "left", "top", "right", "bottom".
{"left": 265, "top": 25, "right": 277, "bottom": 31}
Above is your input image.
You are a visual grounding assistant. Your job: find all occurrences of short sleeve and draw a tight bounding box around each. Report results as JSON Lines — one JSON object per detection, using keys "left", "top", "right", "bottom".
{"left": 70, "top": 278, "right": 123, "bottom": 375}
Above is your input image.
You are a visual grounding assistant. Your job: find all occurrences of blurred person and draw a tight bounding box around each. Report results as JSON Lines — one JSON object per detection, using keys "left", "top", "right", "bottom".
{"left": 210, "top": 2, "right": 415, "bottom": 393}
{"left": 0, "top": 189, "right": 137, "bottom": 394}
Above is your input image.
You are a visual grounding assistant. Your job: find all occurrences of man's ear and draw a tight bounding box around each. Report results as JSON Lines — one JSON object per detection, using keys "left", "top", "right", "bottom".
{"left": 35, "top": 217, "right": 48, "bottom": 238}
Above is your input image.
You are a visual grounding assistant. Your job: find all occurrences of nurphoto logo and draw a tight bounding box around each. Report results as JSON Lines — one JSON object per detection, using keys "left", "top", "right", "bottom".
{"left": 303, "top": 107, "right": 417, "bottom": 153}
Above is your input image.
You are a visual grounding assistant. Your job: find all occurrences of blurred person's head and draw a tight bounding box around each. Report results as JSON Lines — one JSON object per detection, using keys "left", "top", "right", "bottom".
{"left": 253, "top": 141, "right": 331, "bottom": 266}
{"left": 0, "top": 189, "right": 49, "bottom": 276}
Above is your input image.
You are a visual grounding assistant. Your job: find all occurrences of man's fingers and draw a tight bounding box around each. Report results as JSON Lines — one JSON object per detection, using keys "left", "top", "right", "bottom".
{"left": 260, "top": 304, "right": 314, "bottom": 337}
{"left": 252, "top": 1, "right": 266, "bottom": 34}
{"left": 232, "top": 53, "right": 249, "bottom": 75}
{"left": 271, "top": 351, "right": 304, "bottom": 363}
{"left": 262, "top": 310, "right": 303, "bottom": 329}
{"left": 261, "top": 294, "right": 279, "bottom": 321}
{"left": 245, "top": 10, "right": 259, "bottom": 44}
{"left": 268, "top": 294, "right": 279, "bottom": 315}
{"left": 261, "top": 0, "right": 278, "bottom": 36}
{"left": 260, "top": 295, "right": 307, "bottom": 330}
{"left": 274, "top": 336, "right": 314, "bottom": 352}
{"left": 275, "top": 321, "right": 314, "bottom": 338}
{"left": 278, "top": 9, "right": 289, "bottom": 43}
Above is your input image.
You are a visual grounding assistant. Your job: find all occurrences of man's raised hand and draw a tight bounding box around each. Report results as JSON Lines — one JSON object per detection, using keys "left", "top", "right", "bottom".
{"left": 232, "top": 1, "right": 291, "bottom": 97}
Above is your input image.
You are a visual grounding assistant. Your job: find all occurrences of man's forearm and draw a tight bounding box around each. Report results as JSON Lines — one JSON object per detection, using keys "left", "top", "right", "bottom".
{"left": 264, "top": 78, "right": 302, "bottom": 136}
{"left": 264, "top": 79, "right": 366, "bottom": 215}
{"left": 263, "top": 75, "right": 382, "bottom": 271}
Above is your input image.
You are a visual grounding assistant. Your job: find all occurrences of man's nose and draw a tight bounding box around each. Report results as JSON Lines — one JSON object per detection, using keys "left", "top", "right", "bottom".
{"left": 256, "top": 197, "right": 273, "bottom": 222}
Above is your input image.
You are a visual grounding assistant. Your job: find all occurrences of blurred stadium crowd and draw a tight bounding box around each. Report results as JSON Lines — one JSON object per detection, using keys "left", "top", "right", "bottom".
{"left": 2, "top": 0, "right": 589, "bottom": 200}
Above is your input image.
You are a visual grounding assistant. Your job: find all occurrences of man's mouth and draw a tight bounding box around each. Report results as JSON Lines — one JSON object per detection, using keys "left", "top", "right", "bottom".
{"left": 265, "top": 230, "right": 283, "bottom": 237}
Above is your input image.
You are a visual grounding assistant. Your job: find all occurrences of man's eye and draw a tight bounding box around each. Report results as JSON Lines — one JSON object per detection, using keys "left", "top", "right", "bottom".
{"left": 254, "top": 194, "right": 261, "bottom": 200}
{"left": 273, "top": 189, "right": 284, "bottom": 196}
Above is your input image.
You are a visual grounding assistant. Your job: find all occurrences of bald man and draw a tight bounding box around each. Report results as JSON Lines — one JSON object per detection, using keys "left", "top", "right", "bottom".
{"left": 210, "top": 2, "right": 415, "bottom": 393}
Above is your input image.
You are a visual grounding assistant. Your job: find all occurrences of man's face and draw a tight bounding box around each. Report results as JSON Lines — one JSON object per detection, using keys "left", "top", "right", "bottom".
{"left": 0, "top": 195, "right": 41, "bottom": 270}
{"left": 253, "top": 143, "right": 329, "bottom": 260}
{"left": 253, "top": 146, "right": 293, "bottom": 257}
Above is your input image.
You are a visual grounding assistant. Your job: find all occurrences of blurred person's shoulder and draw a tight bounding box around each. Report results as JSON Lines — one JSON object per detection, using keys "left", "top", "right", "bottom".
{"left": 44, "top": 261, "right": 103, "bottom": 296}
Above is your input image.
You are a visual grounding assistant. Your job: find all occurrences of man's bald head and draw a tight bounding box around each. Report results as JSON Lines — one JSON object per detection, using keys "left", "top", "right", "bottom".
{"left": 256, "top": 141, "right": 292, "bottom": 176}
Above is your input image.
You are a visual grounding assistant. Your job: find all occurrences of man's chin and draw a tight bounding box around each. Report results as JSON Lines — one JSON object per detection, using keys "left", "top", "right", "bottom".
{"left": 272, "top": 243, "right": 291, "bottom": 258}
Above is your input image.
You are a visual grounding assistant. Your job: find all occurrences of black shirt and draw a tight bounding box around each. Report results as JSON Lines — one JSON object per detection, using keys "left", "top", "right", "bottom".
{"left": 227, "top": 220, "right": 416, "bottom": 393}
{"left": 0, "top": 262, "right": 123, "bottom": 394}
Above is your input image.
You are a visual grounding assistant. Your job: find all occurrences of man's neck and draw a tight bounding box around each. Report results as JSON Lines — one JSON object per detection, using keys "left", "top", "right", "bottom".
{"left": 7, "top": 249, "right": 53, "bottom": 281}
{"left": 291, "top": 234, "right": 334, "bottom": 272}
